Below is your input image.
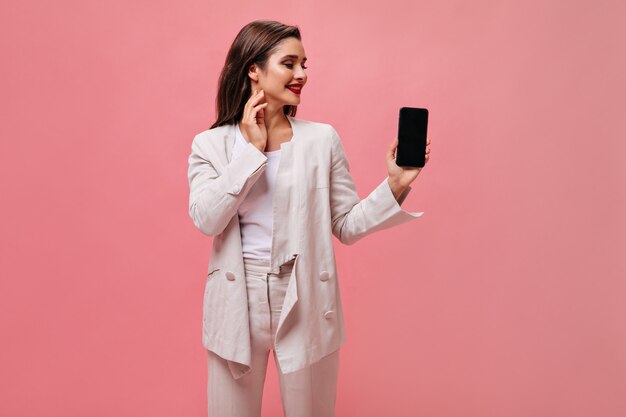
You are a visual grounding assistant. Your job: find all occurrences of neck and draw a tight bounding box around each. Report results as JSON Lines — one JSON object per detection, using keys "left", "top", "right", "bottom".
{"left": 262, "top": 104, "right": 290, "bottom": 132}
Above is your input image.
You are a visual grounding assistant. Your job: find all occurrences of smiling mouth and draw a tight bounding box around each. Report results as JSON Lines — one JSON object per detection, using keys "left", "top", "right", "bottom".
{"left": 286, "top": 85, "right": 302, "bottom": 94}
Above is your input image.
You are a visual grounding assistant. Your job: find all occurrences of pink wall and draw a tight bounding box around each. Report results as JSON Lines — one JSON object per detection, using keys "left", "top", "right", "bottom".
{"left": 1, "top": 0, "right": 625, "bottom": 416}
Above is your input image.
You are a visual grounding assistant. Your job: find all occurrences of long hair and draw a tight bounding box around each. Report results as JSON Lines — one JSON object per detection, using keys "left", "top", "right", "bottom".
{"left": 210, "top": 20, "right": 302, "bottom": 129}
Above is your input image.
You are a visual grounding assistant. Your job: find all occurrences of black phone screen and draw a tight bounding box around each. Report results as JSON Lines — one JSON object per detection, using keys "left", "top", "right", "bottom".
{"left": 396, "top": 107, "right": 428, "bottom": 168}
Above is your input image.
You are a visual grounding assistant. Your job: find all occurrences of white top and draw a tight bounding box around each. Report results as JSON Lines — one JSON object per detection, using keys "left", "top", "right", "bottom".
{"left": 231, "top": 123, "right": 285, "bottom": 259}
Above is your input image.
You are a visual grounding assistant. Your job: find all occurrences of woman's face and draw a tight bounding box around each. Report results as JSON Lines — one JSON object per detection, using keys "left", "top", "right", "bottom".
{"left": 249, "top": 37, "right": 308, "bottom": 109}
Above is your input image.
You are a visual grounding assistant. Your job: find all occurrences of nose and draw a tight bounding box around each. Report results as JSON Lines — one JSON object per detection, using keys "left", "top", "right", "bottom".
{"left": 295, "top": 68, "right": 306, "bottom": 82}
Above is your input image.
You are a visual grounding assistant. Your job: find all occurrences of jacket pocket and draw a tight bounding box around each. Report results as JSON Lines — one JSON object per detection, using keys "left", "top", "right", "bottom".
{"left": 207, "top": 267, "right": 221, "bottom": 279}
{"left": 306, "top": 165, "right": 329, "bottom": 190}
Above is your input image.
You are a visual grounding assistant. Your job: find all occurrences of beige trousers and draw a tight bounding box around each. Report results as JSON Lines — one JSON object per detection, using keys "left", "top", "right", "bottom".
{"left": 207, "top": 256, "right": 340, "bottom": 417}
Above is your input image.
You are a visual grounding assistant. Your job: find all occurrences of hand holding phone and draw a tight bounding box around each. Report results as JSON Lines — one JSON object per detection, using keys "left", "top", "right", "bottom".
{"left": 386, "top": 107, "right": 431, "bottom": 201}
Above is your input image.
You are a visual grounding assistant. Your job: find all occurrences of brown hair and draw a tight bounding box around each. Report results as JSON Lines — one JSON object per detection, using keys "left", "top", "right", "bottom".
{"left": 210, "top": 20, "right": 302, "bottom": 129}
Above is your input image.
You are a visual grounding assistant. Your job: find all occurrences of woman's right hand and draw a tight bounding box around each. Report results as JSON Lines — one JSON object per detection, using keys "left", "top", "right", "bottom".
{"left": 239, "top": 88, "right": 269, "bottom": 152}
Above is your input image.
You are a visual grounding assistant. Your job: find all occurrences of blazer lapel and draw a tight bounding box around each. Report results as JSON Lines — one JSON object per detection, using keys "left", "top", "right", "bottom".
{"left": 269, "top": 117, "right": 299, "bottom": 273}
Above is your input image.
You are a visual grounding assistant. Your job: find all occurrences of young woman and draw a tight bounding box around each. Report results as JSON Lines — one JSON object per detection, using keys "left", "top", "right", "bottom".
{"left": 187, "top": 20, "right": 430, "bottom": 417}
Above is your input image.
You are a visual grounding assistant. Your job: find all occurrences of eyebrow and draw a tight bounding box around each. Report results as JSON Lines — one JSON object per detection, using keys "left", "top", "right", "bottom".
{"left": 281, "top": 54, "right": 307, "bottom": 61}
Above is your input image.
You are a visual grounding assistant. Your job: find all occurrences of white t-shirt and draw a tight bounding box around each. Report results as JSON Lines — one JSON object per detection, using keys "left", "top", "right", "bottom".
{"left": 230, "top": 123, "right": 287, "bottom": 259}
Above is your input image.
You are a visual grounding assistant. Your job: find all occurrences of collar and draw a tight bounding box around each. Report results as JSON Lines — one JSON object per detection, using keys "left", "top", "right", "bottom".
{"left": 226, "top": 115, "right": 297, "bottom": 163}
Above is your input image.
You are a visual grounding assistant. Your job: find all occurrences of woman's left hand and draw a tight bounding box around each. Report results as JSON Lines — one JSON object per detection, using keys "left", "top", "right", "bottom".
{"left": 386, "top": 136, "right": 431, "bottom": 197}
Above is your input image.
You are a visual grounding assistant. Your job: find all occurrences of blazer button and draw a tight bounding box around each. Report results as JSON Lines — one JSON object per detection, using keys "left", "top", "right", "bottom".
{"left": 225, "top": 271, "right": 235, "bottom": 281}
{"left": 324, "top": 310, "right": 335, "bottom": 319}
{"left": 232, "top": 184, "right": 241, "bottom": 193}
{"left": 319, "top": 271, "right": 330, "bottom": 281}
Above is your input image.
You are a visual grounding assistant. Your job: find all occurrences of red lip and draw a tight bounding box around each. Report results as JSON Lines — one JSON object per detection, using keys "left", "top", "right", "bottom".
{"left": 286, "top": 84, "right": 303, "bottom": 95}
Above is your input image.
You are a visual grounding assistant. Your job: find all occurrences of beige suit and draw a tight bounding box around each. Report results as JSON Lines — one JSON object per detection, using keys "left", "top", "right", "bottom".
{"left": 187, "top": 116, "right": 424, "bottom": 380}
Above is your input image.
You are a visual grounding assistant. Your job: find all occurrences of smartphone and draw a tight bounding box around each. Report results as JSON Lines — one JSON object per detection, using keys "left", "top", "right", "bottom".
{"left": 396, "top": 107, "right": 428, "bottom": 168}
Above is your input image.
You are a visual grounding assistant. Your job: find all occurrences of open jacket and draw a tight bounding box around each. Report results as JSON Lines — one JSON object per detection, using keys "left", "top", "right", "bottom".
{"left": 187, "top": 116, "right": 424, "bottom": 380}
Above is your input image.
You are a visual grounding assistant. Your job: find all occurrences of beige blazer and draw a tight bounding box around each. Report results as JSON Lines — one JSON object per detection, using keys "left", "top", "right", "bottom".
{"left": 187, "top": 116, "right": 424, "bottom": 379}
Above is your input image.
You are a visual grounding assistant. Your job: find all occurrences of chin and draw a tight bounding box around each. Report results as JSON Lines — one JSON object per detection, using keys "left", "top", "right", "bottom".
{"left": 282, "top": 98, "right": 300, "bottom": 106}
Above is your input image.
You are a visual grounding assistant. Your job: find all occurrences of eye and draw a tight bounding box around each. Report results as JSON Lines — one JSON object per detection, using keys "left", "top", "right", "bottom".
{"left": 285, "top": 63, "right": 308, "bottom": 70}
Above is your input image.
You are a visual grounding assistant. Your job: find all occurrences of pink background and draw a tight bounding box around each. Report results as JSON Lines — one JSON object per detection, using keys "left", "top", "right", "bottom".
{"left": 1, "top": 0, "right": 625, "bottom": 416}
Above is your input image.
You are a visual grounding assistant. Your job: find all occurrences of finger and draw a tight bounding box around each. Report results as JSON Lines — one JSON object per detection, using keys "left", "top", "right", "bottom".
{"left": 253, "top": 103, "right": 268, "bottom": 123}
{"left": 244, "top": 93, "right": 265, "bottom": 122}
{"left": 248, "top": 89, "right": 263, "bottom": 106}
{"left": 242, "top": 92, "right": 254, "bottom": 122}
{"left": 387, "top": 137, "right": 398, "bottom": 160}
{"left": 255, "top": 111, "right": 265, "bottom": 125}
{"left": 249, "top": 90, "right": 265, "bottom": 112}
{"left": 246, "top": 105, "right": 259, "bottom": 124}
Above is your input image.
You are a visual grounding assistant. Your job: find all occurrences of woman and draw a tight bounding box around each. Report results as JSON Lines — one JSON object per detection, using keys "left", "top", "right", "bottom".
{"left": 187, "top": 20, "right": 430, "bottom": 417}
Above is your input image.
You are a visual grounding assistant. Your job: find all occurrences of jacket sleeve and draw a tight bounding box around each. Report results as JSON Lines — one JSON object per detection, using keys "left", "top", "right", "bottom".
{"left": 328, "top": 125, "right": 424, "bottom": 245}
{"left": 187, "top": 133, "right": 268, "bottom": 236}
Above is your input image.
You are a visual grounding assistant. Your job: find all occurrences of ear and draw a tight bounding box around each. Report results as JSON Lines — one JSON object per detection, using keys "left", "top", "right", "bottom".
{"left": 248, "top": 64, "right": 258, "bottom": 82}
